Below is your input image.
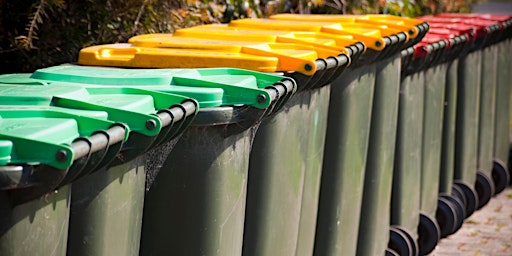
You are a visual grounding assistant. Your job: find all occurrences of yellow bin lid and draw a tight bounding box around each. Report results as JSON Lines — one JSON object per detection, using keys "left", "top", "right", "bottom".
{"left": 172, "top": 24, "right": 356, "bottom": 54}
{"left": 229, "top": 18, "right": 385, "bottom": 51}
{"left": 78, "top": 43, "right": 318, "bottom": 75}
{"left": 128, "top": 34, "right": 345, "bottom": 59}
{"left": 270, "top": 14, "right": 418, "bottom": 39}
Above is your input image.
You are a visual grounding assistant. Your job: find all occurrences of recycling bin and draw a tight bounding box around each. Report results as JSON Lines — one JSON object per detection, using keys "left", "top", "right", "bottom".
{"left": 436, "top": 14, "right": 512, "bottom": 192}
{"left": 259, "top": 14, "right": 428, "bottom": 256}
{"left": 427, "top": 28, "right": 474, "bottom": 239}
{"left": 13, "top": 65, "right": 295, "bottom": 256}
{"left": 421, "top": 37, "right": 449, "bottom": 248}
{"left": 0, "top": 79, "right": 198, "bottom": 256}
{"left": 128, "top": 21, "right": 366, "bottom": 256}
{"left": 420, "top": 15, "right": 508, "bottom": 214}
{"left": 388, "top": 46, "right": 425, "bottom": 256}
{"left": 0, "top": 107, "right": 128, "bottom": 256}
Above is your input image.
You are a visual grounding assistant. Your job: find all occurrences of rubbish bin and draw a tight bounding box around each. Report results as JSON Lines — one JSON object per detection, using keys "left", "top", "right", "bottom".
{"left": 387, "top": 28, "right": 465, "bottom": 255}
{"left": 0, "top": 80, "right": 198, "bottom": 256}
{"left": 127, "top": 26, "right": 362, "bottom": 256}
{"left": 0, "top": 106, "right": 128, "bottom": 256}
{"left": 388, "top": 46, "right": 425, "bottom": 256}
{"left": 10, "top": 65, "right": 296, "bottom": 256}
{"left": 456, "top": 18, "right": 502, "bottom": 209}
{"left": 412, "top": 36, "right": 448, "bottom": 255}
{"left": 426, "top": 28, "right": 473, "bottom": 238}
{"left": 436, "top": 13, "right": 512, "bottom": 194}
{"left": 259, "top": 14, "right": 425, "bottom": 256}
{"left": 77, "top": 43, "right": 328, "bottom": 255}
{"left": 419, "top": 16, "right": 491, "bottom": 218}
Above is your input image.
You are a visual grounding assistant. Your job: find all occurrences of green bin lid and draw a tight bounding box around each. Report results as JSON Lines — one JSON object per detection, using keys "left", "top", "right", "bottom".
{"left": 0, "top": 78, "right": 195, "bottom": 137}
{"left": 0, "top": 108, "right": 128, "bottom": 170}
{"left": 28, "top": 65, "right": 296, "bottom": 109}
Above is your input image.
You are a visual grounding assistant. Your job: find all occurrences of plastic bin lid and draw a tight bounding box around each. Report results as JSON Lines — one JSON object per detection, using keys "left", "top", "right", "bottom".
{"left": 359, "top": 14, "right": 426, "bottom": 26}
{"left": 427, "top": 24, "right": 473, "bottom": 37}
{"left": 174, "top": 24, "right": 359, "bottom": 54}
{"left": 268, "top": 14, "right": 410, "bottom": 39}
{"left": 0, "top": 139, "right": 12, "bottom": 166}
{"left": 418, "top": 16, "right": 490, "bottom": 38}
{"left": 229, "top": 18, "right": 385, "bottom": 51}
{"left": 0, "top": 108, "right": 128, "bottom": 169}
{"left": 0, "top": 79, "right": 190, "bottom": 137}
{"left": 30, "top": 65, "right": 294, "bottom": 109}
{"left": 78, "top": 43, "right": 318, "bottom": 76}
{"left": 436, "top": 13, "right": 512, "bottom": 22}
{"left": 128, "top": 34, "right": 342, "bottom": 59}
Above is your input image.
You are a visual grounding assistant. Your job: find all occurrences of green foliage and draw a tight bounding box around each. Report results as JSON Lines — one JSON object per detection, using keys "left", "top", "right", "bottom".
{"left": 0, "top": 0, "right": 480, "bottom": 73}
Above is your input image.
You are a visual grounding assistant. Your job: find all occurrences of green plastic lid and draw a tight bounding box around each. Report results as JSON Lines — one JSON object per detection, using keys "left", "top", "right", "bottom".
{"left": 29, "top": 65, "right": 294, "bottom": 109}
{"left": 0, "top": 79, "right": 193, "bottom": 137}
{"left": 0, "top": 108, "right": 128, "bottom": 169}
{"left": 0, "top": 139, "right": 13, "bottom": 166}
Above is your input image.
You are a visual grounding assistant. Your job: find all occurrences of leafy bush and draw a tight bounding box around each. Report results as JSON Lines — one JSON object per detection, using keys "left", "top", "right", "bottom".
{"left": 0, "top": 0, "right": 477, "bottom": 73}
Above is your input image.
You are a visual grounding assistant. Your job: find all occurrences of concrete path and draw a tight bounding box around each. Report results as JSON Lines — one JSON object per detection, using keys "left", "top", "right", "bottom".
{"left": 430, "top": 186, "right": 512, "bottom": 255}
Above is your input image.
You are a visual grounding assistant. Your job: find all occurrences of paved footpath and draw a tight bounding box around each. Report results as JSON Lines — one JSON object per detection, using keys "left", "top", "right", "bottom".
{"left": 430, "top": 186, "right": 512, "bottom": 255}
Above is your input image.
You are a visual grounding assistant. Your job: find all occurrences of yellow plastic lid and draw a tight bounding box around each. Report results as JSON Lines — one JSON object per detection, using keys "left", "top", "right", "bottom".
{"left": 361, "top": 14, "right": 425, "bottom": 26}
{"left": 270, "top": 14, "right": 408, "bottom": 38}
{"left": 128, "top": 34, "right": 341, "bottom": 59}
{"left": 173, "top": 25, "right": 352, "bottom": 54}
{"left": 355, "top": 18, "right": 419, "bottom": 38}
{"left": 78, "top": 43, "right": 318, "bottom": 75}
{"left": 229, "top": 18, "right": 385, "bottom": 51}
{"left": 270, "top": 14, "right": 358, "bottom": 23}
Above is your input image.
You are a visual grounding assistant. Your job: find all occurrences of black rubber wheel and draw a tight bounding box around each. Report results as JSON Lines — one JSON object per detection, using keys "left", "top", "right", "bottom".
{"left": 439, "top": 193, "right": 465, "bottom": 234}
{"left": 475, "top": 170, "right": 496, "bottom": 209}
{"left": 418, "top": 212, "right": 441, "bottom": 256}
{"left": 436, "top": 196, "right": 458, "bottom": 238}
{"left": 386, "top": 248, "right": 399, "bottom": 256}
{"left": 453, "top": 180, "right": 478, "bottom": 218}
{"left": 451, "top": 184, "right": 467, "bottom": 209}
{"left": 508, "top": 146, "right": 512, "bottom": 185}
{"left": 492, "top": 160, "right": 510, "bottom": 195}
{"left": 391, "top": 226, "right": 418, "bottom": 256}
{"left": 389, "top": 226, "right": 413, "bottom": 256}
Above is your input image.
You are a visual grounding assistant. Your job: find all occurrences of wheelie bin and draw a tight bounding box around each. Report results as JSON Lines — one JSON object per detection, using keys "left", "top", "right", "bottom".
{"left": 77, "top": 41, "right": 354, "bottom": 256}
{"left": 388, "top": 45, "right": 425, "bottom": 256}
{"left": 0, "top": 79, "right": 198, "bottom": 256}
{"left": 382, "top": 26, "right": 469, "bottom": 255}
{"left": 436, "top": 13, "right": 512, "bottom": 194}
{"left": 259, "top": 14, "right": 428, "bottom": 256}
{"left": 128, "top": 26, "right": 363, "bottom": 256}
{"left": 419, "top": 16, "right": 503, "bottom": 214}
{"left": 0, "top": 106, "right": 128, "bottom": 256}
{"left": 410, "top": 34, "right": 447, "bottom": 255}
{"left": 230, "top": 15, "right": 420, "bottom": 255}
{"left": 426, "top": 28, "right": 474, "bottom": 239}
{"left": 459, "top": 18, "right": 502, "bottom": 209}
{"left": 9, "top": 64, "right": 296, "bottom": 256}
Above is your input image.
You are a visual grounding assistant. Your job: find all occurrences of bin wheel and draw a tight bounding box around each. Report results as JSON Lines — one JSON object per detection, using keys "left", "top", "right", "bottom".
{"left": 509, "top": 146, "right": 512, "bottom": 185}
{"left": 436, "top": 196, "right": 458, "bottom": 238}
{"left": 418, "top": 212, "right": 440, "bottom": 256}
{"left": 440, "top": 193, "right": 465, "bottom": 233}
{"left": 453, "top": 180, "right": 478, "bottom": 218}
{"left": 475, "top": 170, "right": 495, "bottom": 210}
{"left": 492, "top": 160, "right": 510, "bottom": 195}
{"left": 388, "top": 227, "right": 413, "bottom": 256}
{"left": 451, "top": 185, "right": 467, "bottom": 210}
{"left": 386, "top": 248, "right": 400, "bottom": 256}
{"left": 388, "top": 226, "right": 418, "bottom": 256}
